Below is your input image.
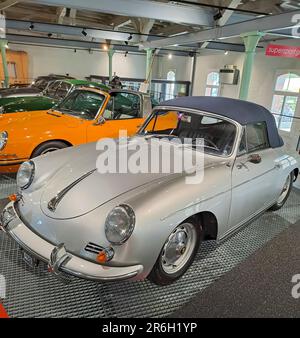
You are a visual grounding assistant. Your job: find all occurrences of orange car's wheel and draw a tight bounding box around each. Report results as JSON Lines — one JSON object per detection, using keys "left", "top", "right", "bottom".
{"left": 31, "top": 141, "right": 69, "bottom": 158}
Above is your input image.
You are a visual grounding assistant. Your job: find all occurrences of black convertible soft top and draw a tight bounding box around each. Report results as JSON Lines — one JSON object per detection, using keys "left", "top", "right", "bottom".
{"left": 160, "top": 96, "right": 283, "bottom": 148}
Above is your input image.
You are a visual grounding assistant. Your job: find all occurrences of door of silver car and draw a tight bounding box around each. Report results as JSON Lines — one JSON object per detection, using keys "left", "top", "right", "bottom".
{"left": 229, "top": 122, "right": 280, "bottom": 228}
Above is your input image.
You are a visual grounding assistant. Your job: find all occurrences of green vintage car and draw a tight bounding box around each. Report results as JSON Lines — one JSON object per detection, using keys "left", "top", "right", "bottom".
{"left": 0, "top": 79, "right": 109, "bottom": 114}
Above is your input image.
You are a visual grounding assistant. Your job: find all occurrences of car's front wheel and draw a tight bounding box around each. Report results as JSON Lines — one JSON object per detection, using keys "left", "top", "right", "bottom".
{"left": 31, "top": 141, "right": 69, "bottom": 158}
{"left": 148, "top": 219, "right": 202, "bottom": 285}
{"left": 269, "top": 172, "right": 293, "bottom": 211}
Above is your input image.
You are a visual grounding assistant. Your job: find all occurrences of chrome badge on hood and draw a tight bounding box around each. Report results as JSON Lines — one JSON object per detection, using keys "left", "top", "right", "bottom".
{"left": 48, "top": 169, "right": 96, "bottom": 212}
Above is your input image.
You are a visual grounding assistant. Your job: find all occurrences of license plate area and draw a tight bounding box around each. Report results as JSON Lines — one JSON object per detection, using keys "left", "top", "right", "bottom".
{"left": 21, "top": 249, "right": 39, "bottom": 268}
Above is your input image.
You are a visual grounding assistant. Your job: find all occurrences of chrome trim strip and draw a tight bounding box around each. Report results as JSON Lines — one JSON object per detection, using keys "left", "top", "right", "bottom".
{"left": 61, "top": 266, "right": 139, "bottom": 282}
{"left": 48, "top": 169, "right": 96, "bottom": 212}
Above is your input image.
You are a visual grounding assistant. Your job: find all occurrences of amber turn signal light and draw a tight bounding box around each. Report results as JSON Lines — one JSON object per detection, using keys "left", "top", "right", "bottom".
{"left": 96, "top": 247, "right": 114, "bottom": 263}
{"left": 96, "top": 250, "right": 108, "bottom": 263}
{"left": 8, "top": 194, "right": 18, "bottom": 202}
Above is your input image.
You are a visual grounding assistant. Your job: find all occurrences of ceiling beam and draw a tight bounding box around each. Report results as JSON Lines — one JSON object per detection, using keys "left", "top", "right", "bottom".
{"left": 0, "top": 0, "right": 18, "bottom": 10}
{"left": 56, "top": 7, "right": 66, "bottom": 24}
{"left": 24, "top": 0, "right": 214, "bottom": 26}
{"left": 171, "top": 0, "right": 270, "bottom": 16}
{"left": 142, "top": 10, "right": 300, "bottom": 48}
{"left": 6, "top": 33, "right": 194, "bottom": 56}
{"left": 201, "top": 0, "right": 241, "bottom": 49}
{"left": 114, "top": 19, "right": 132, "bottom": 30}
{"left": 69, "top": 8, "right": 76, "bottom": 26}
{"left": 6, "top": 19, "right": 144, "bottom": 43}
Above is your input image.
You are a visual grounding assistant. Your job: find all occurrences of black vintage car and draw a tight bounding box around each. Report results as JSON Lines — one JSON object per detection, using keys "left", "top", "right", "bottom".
{"left": 0, "top": 74, "right": 75, "bottom": 98}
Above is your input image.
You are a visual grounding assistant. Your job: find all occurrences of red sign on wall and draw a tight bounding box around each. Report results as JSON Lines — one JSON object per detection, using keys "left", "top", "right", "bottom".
{"left": 266, "top": 44, "right": 300, "bottom": 59}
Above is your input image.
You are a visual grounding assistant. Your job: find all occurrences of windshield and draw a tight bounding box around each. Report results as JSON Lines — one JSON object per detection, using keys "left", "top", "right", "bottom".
{"left": 44, "top": 81, "right": 60, "bottom": 98}
{"left": 55, "top": 89, "right": 106, "bottom": 120}
{"left": 32, "top": 79, "right": 48, "bottom": 91}
{"left": 139, "top": 110, "right": 237, "bottom": 156}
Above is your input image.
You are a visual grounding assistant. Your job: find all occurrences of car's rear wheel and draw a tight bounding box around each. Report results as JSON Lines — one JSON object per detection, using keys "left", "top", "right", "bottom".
{"left": 31, "top": 141, "right": 69, "bottom": 158}
{"left": 269, "top": 172, "right": 293, "bottom": 211}
{"left": 148, "top": 219, "right": 202, "bottom": 285}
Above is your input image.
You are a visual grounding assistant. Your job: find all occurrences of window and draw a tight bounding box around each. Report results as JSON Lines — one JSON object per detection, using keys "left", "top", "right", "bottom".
{"left": 103, "top": 92, "right": 141, "bottom": 120}
{"left": 140, "top": 110, "right": 236, "bottom": 156}
{"left": 45, "top": 81, "right": 60, "bottom": 98}
{"left": 271, "top": 73, "right": 300, "bottom": 132}
{"left": 55, "top": 82, "right": 71, "bottom": 99}
{"left": 205, "top": 71, "right": 220, "bottom": 97}
{"left": 165, "top": 71, "right": 176, "bottom": 101}
{"left": 7, "top": 62, "right": 17, "bottom": 79}
{"left": 33, "top": 79, "right": 48, "bottom": 91}
{"left": 56, "top": 90, "right": 105, "bottom": 120}
{"left": 239, "top": 122, "right": 270, "bottom": 155}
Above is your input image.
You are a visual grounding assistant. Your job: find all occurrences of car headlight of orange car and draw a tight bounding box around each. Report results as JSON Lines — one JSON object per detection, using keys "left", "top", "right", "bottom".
{"left": 105, "top": 204, "right": 135, "bottom": 245}
{"left": 17, "top": 161, "right": 35, "bottom": 189}
{"left": 0, "top": 131, "right": 8, "bottom": 150}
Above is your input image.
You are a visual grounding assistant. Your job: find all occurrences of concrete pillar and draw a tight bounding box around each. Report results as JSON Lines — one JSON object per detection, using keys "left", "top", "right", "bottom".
{"left": 107, "top": 48, "right": 115, "bottom": 82}
{"left": 145, "top": 48, "right": 153, "bottom": 92}
{"left": 0, "top": 39, "right": 9, "bottom": 88}
{"left": 239, "top": 31, "right": 265, "bottom": 101}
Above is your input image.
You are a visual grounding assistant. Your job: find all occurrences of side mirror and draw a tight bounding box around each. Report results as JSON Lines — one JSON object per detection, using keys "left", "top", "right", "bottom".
{"left": 248, "top": 154, "right": 262, "bottom": 164}
{"left": 94, "top": 116, "right": 106, "bottom": 126}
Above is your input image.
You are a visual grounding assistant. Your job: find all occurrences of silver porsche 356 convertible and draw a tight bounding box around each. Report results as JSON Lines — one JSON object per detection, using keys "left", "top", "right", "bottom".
{"left": 1, "top": 97, "right": 298, "bottom": 285}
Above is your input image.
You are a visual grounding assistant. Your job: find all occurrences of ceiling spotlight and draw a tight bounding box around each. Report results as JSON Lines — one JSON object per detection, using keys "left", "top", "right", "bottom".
{"left": 82, "top": 29, "right": 87, "bottom": 37}
{"left": 29, "top": 23, "right": 34, "bottom": 30}
{"left": 213, "top": 10, "right": 223, "bottom": 21}
{"left": 224, "top": 50, "right": 229, "bottom": 55}
{"left": 168, "top": 53, "right": 172, "bottom": 60}
{"left": 103, "top": 44, "right": 108, "bottom": 51}
{"left": 128, "top": 34, "right": 133, "bottom": 41}
{"left": 125, "top": 51, "right": 128, "bottom": 57}
{"left": 48, "top": 33, "right": 53, "bottom": 38}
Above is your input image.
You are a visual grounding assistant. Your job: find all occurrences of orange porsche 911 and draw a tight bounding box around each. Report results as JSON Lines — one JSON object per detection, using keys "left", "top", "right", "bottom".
{"left": 0, "top": 87, "right": 153, "bottom": 173}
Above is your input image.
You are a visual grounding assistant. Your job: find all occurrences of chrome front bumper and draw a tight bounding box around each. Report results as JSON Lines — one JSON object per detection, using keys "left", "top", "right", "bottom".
{"left": 0, "top": 201, "right": 143, "bottom": 282}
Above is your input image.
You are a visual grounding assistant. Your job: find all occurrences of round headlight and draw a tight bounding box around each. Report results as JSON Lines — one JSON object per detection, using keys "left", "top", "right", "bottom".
{"left": 105, "top": 204, "right": 135, "bottom": 245}
{"left": 17, "top": 161, "right": 35, "bottom": 189}
{"left": 0, "top": 131, "right": 8, "bottom": 150}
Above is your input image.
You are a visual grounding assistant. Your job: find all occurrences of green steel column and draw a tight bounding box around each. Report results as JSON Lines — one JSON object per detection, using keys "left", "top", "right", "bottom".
{"left": 0, "top": 39, "right": 9, "bottom": 88}
{"left": 239, "top": 32, "right": 265, "bottom": 101}
{"left": 107, "top": 48, "right": 115, "bottom": 82}
{"left": 145, "top": 48, "right": 153, "bottom": 92}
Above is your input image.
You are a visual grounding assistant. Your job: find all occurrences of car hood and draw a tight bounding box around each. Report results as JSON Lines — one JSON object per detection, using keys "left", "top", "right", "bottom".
{"left": 0, "top": 95, "right": 56, "bottom": 114}
{"left": 0, "top": 109, "right": 83, "bottom": 129}
{"left": 0, "top": 87, "right": 40, "bottom": 98}
{"left": 38, "top": 137, "right": 224, "bottom": 219}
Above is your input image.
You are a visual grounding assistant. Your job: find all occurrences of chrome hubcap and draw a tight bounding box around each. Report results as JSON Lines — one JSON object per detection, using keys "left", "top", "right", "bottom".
{"left": 161, "top": 223, "right": 197, "bottom": 274}
{"left": 277, "top": 175, "right": 291, "bottom": 205}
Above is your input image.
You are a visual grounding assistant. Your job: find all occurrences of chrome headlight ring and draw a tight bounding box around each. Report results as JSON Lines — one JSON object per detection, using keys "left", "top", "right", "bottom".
{"left": 105, "top": 204, "right": 136, "bottom": 245}
{"left": 17, "top": 161, "right": 35, "bottom": 189}
{"left": 0, "top": 131, "right": 8, "bottom": 150}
